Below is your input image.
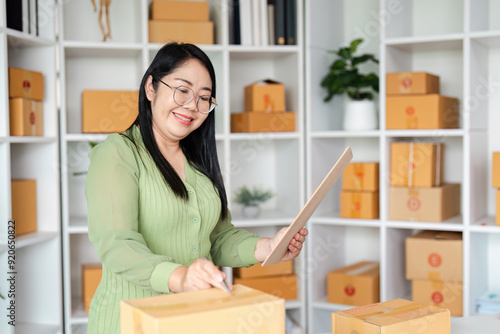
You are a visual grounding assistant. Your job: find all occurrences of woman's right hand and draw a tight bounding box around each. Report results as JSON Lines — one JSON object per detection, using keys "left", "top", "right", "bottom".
{"left": 168, "top": 258, "right": 231, "bottom": 294}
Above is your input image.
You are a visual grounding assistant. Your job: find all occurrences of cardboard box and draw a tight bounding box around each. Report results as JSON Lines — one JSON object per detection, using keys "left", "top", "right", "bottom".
{"left": 233, "top": 261, "right": 293, "bottom": 279}
{"left": 8, "top": 67, "right": 44, "bottom": 101}
{"left": 412, "top": 279, "right": 463, "bottom": 316}
{"left": 386, "top": 72, "right": 440, "bottom": 95}
{"left": 327, "top": 261, "right": 379, "bottom": 306}
{"left": 390, "top": 142, "right": 444, "bottom": 187}
{"left": 406, "top": 230, "right": 463, "bottom": 282}
{"left": 148, "top": 20, "right": 214, "bottom": 44}
{"left": 82, "top": 90, "right": 138, "bottom": 133}
{"left": 493, "top": 152, "right": 500, "bottom": 188}
{"left": 150, "top": 1, "right": 209, "bottom": 21}
{"left": 386, "top": 94, "right": 459, "bottom": 129}
{"left": 11, "top": 179, "right": 37, "bottom": 236}
{"left": 231, "top": 112, "right": 295, "bottom": 133}
{"left": 331, "top": 298, "right": 451, "bottom": 334}
{"left": 342, "top": 162, "right": 379, "bottom": 191}
{"left": 340, "top": 190, "right": 379, "bottom": 219}
{"left": 244, "top": 79, "right": 285, "bottom": 113}
{"left": 497, "top": 190, "right": 500, "bottom": 226}
{"left": 82, "top": 264, "right": 102, "bottom": 313}
{"left": 389, "top": 184, "right": 461, "bottom": 222}
{"left": 9, "top": 98, "right": 43, "bottom": 136}
{"left": 121, "top": 284, "right": 285, "bottom": 334}
{"left": 233, "top": 275, "right": 297, "bottom": 300}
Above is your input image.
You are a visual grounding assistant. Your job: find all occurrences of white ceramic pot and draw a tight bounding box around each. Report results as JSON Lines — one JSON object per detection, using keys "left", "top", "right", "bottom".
{"left": 242, "top": 205, "right": 260, "bottom": 219}
{"left": 343, "top": 100, "right": 378, "bottom": 131}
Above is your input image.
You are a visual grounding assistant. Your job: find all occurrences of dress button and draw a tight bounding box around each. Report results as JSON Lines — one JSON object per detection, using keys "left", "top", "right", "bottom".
{"left": 193, "top": 217, "right": 199, "bottom": 223}
{"left": 188, "top": 189, "right": 194, "bottom": 194}
{"left": 192, "top": 246, "right": 198, "bottom": 252}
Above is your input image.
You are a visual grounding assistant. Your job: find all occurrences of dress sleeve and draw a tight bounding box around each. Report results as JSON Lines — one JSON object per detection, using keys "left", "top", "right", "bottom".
{"left": 85, "top": 135, "right": 181, "bottom": 293}
{"left": 209, "top": 211, "right": 261, "bottom": 267}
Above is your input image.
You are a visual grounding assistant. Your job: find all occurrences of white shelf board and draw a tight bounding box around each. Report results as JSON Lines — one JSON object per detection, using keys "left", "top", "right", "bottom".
{"left": 9, "top": 136, "right": 58, "bottom": 144}
{"left": 71, "top": 296, "right": 89, "bottom": 325}
{"left": 384, "top": 34, "right": 464, "bottom": 51}
{"left": 385, "top": 214, "right": 464, "bottom": 231}
{"left": 0, "top": 136, "right": 7, "bottom": 143}
{"left": 311, "top": 214, "right": 381, "bottom": 228}
{"left": 147, "top": 43, "right": 225, "bottom": 53}
{"left": 312, "top": 297, "right": 351, "bottom": 312}
{"left": 68, "top": 216, "right": 89, "bottom": 234}
{"left": 285, "top": 300, "right": 302, "bottom": 310}
{"left": 63, "top": 41, "right": 142, "bottom": 58}
{"left": 14, "top": 231, "right": 59, "bottom": 249}
{"left": 471, "top": 216, "right": 500, "bottom": 233}
{"left": 229, "top": 132, "right": 301, "bottom": 141}
{"left": 232, "top": 210, "right": 296, "bottom": 228}
{"left": 451, "top": 313, "right": 500, "bottom": 334}
{"left": 384, "top": 129, "right": 465, "bottom": 138}
{"left": 310, "top": 131, "right": 381, "bottom": 139}
{"left": 6, "top": 28, "right": 55, "bottom": 46}
{"left": 65, "top": 133, "right": 109, "bottom": 142}
{"left": 16, "top": 322, "right": 62, "bottom": 334}
{"left": 469, "top": 31, "right": 500, "bottom": 48}
{"left": 228, "top": 45, "right": 301, "bottom": 54}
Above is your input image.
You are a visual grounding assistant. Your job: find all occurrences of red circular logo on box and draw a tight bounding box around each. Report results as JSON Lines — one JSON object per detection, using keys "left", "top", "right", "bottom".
{"left": 428, "top": 253, "right": 442, "bottom": 267}
{"left": 402, "top": 77, "right": 412, "bottom": 89}
{"left": 344, "top": 284, "right": 355, "bottom": 296}
{"left": 356, "top": 172, "right": 364, "bottom": 179}
{"left": 354, "top": 202, "right": 361, "bottom": 211}
{"left": 432, "top": 291, "right": 444, "bottom": 304}
{"left": 23, "top": 80, "right": 31, "bottom": 90}
{"left": 406, "top": 106, "right": 415, "bottom": 116}
{"left": 407, "top": 197, "right": 421, "bottom": 211}
{"left": 30, "top": 112, "right": 35, "bottom": 125}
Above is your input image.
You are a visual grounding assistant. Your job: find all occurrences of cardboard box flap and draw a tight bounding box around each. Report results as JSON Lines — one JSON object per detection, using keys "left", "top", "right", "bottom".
{"left": 251, "top": 79, "right": 282, "bottom": 86}
{"left": 332, "top": 261, "right": 379, "bottom": 277}
{"left": 121, "top": 284, "right": 283, "bottom": 318}
{"left": 411, "top": 230, "right": 462, "bottom": 242}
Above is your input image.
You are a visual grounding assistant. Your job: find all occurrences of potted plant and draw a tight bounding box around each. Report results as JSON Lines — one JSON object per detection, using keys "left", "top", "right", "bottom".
{"left": 320, "top": 38, "right": 380, "bottom": 130}
{"left": 233, "top": 185, "right": 274, "bottom": 219}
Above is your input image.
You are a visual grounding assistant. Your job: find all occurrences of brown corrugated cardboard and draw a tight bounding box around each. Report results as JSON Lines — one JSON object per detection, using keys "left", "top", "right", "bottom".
{"left": 82, "top": 90, "right": 138, "bottom": 133}
{"left": 8, "top": 67, "right": 44, "bottom": 101}
{"left": 342, "top": 162, "right": 379, "bottom": 191}
{"left": 148, "top": 20, "right": 214, "bottom": 44}
{"left": 11, "top": 179, "right": 37, "bottom": 236}
{"left": 340, "top": 190, "right": 379, "bottom": 219}
{"left": 412, "top": 279, "right": 463, "bottom": 316}
{"left": 121, "top": 285, "right": 285, "bottom": 334}
{"left": 493, "top": 152, "right": 500, "bottom": 188}
{"left": 406, "top": 230, "right": 463, "bottom": 282}
{"left": 82, "top": 263, "right": 102, "bottom": 313}
{"left": 244, "top": 79, "right": 285, "bottom": 113}
{"left": 386, "top": 72, "right": 440, "bottom": 95}
{"left": 390, "top": 142, "right": 444, "bottom": 187}
{"left": 497, "top": 190, "right": 500, "bottom": 226}
{"left": 386, "top": 94, "right": 459, "bottom": 129}
{"left": 9, "top": 98, "right": 43, "bottom": 136}
{"left": 230, "top": 112, "right": 295, "bottom": 133}
{"left": 233, "top": 275, "right": 297, "bottom": 300}
{"left": 327, "top": 261, "right": 379, "bottom": 306}
{"left": 233, "top": 261, "right": 293, "bottom": 279}
{"left": 150, "top": 1, "right": 209, "bottom": 21}
{"left": 389, "top": 184, "right": 461, "bottom": 222}
{"left": 331, "top": 298, "right": 450, "bottom": 334}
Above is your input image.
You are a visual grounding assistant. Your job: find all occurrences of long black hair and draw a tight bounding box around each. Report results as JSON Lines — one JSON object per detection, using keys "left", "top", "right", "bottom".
{"left": 126, "top": 42, "right": 228, "bottom": 220}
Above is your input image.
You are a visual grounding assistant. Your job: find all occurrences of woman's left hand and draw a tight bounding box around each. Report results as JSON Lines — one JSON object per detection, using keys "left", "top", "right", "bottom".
{"left": 255, "top": 227, "right": 308, "bottom": 263}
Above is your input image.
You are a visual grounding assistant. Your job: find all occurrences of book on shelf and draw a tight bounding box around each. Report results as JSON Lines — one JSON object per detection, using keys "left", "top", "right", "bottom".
{"left": 267, "top": 1, "right": 275, "bottom": 45}
{"left": 239, "top": 0, "right": 253, "bottom": 46}
{"left": 285, "top": 0, "right": 296, "bottom": 45}
{"left": 6, "top": 0, "right": 39, "bottom": 36}
{"left": 274, "top": 0, "right": 286, "bottom": 45}
{"left": 230, "top": 0, "right": 241, "bottom": 44}
{"left": 252, "top": 0, "right": 261, "bottom": 46}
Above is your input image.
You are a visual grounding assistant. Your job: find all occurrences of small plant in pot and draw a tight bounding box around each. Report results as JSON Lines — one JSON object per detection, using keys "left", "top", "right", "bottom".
{"left": 233, "top": 185, "right": 274, "bottom": 219}
{"left": 320, "top": 38, "right": 380, "bottom": 130}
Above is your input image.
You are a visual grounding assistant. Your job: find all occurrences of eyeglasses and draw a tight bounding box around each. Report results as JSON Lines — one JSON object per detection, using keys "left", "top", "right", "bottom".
{"left": 157, "top": 78, "right": 217, "bottom": 114}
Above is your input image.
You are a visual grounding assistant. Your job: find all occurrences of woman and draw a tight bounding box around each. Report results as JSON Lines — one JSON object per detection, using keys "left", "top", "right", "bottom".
{"left": 85, "top": 42, "right": 307, "bottom": 333}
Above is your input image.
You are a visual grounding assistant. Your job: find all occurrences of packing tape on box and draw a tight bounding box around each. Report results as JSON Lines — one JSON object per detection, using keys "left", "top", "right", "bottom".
{"left": 435, "top": 143, "right": 441, "bottom": 186}
{"left": 22, "top": 71, "right": 33, "bottom": 97}
{"left": 408, "top": 142, "right": 414, "bottom": 186}
{"left": 431, "top": 280, "right": 444, "bottom": 291}
{"left": 30, "top": 100, "right": 36, "bottom": 135}
{"left": 353, "top": 164, "right": 365, "bottom": 189}
{"left": 428, "top": 271, "right": 441, "bottom": 281}
{"left": 350, "top": 192, "right": 362, "bottom": 218}
{"left": 407, "top": 142, "right": 442, "bottom": 187}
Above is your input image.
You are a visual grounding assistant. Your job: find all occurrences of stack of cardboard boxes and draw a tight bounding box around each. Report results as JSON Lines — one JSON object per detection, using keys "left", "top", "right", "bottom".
{"left": 231, "top": 79, "right": 295, "bottom": 133}
{"left": 232, "top": 260, "right": 297, "bottom": 300}
{"left": 9, "top": 67, "right": 44, "bottom": 237}
{"left": 82, "top": 263, "right": 103, "bottom": 313}
{"left": 406, "top": 230, "right": 463, "bottom": 316}
{"left": 340, "top": 162, "right": 379, "bottom": 219}
{"left": 493, "top": 152, "right": 500, "bottom": 226}
{"left": 389, "top": 141, "right": 461, "bottom": 222}
{"left": 385, "top": 72, "right": 459, "bottom": 130}
{"left": 327, "top": 261, "right": 379, "bottom": 306}
{"left": 148, "top": 0, "right": 214, "bottom": 45}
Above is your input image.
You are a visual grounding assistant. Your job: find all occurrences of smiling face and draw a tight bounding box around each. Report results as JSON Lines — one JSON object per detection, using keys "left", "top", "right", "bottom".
{"left": 144, "top": 58, "right": 212, "bottom": 146}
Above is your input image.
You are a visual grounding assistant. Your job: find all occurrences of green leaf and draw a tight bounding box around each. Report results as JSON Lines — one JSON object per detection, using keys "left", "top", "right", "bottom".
{"left": 330, "top": 59, "right": 347, "bottom": 70}
{"left": 350, "top": 38, "right": 363, "bottom": 53}
{"left": 352, "top": 54, "right": 379, "bottom": 66}
{"left": 336, "top": 47, "right": 351, "bottom": 60}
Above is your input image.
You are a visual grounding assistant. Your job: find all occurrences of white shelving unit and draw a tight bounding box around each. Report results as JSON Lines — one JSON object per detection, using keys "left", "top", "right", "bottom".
{"left": 0, "top": 1, "right": 62, "bottom": 333}
{"left": 305, "top": 0, "right": 500, "bottom": 333}
{"left": 57, "top": 1, "right": 305, "bottom": 333}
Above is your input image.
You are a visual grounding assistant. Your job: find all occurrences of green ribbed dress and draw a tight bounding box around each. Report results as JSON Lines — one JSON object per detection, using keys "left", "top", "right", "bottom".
{"left": 85, "top": 125, "right": 260, "bottom": 334}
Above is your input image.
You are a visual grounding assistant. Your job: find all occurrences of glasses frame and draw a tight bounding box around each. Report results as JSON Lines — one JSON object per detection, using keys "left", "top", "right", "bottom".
{"left": 157, "top": 78, "right": 217, "bottom": 114}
